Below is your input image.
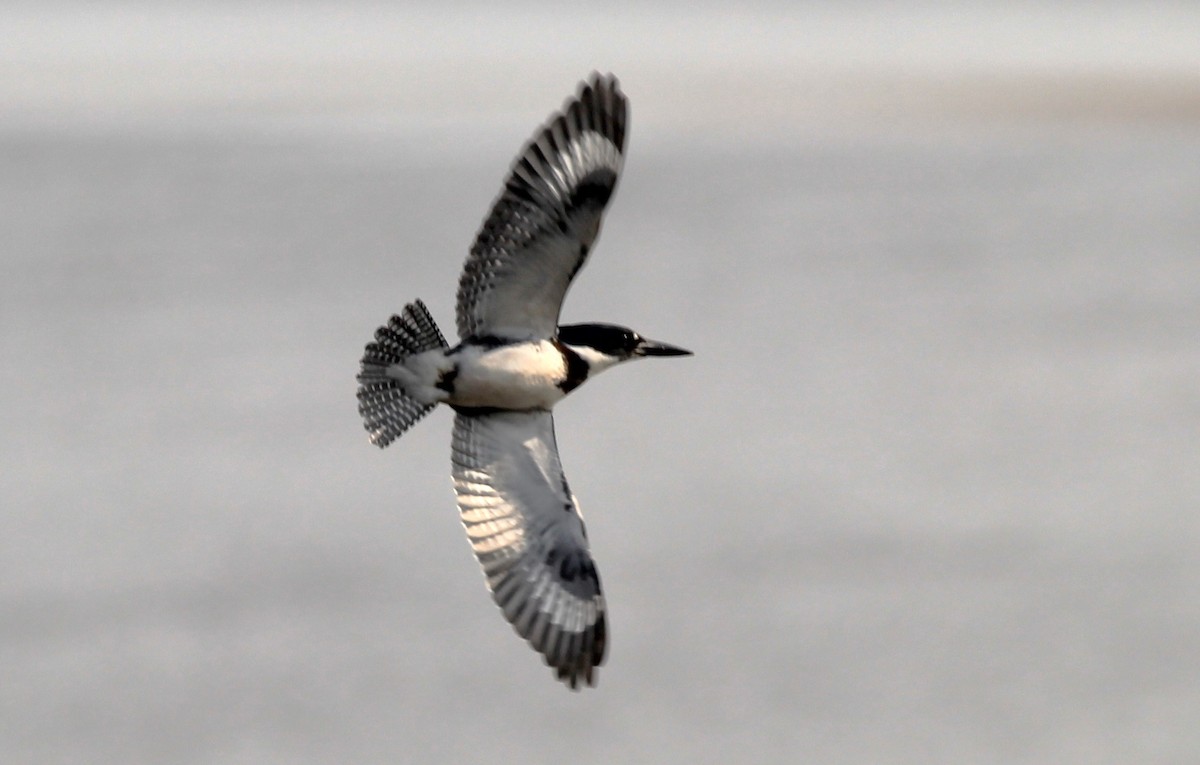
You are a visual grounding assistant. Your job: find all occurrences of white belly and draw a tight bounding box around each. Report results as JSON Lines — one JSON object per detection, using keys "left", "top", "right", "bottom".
{"left": 448, "top": 341, "right": 568, "bottom": 410}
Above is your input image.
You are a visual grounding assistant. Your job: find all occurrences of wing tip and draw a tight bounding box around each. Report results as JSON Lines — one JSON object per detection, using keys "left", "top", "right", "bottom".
{"left": 550, "top": 71, "right": 627, "bottom": 155}
{"left": 549, "top": 610, "right": 607, "bottom": 691}
{"left": 575, "top": 71, "right": 627, "bottom": 151}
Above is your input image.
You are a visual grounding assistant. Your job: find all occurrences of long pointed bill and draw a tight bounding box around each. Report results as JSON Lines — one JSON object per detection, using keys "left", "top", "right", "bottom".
{"left": 635, "top": 339, "right": 693, "bottom": 357}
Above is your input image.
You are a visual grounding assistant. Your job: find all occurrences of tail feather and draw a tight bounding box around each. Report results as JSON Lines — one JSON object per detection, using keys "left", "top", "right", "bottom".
{"left": 357, "top": 299, "right": 449, "bottom": 448}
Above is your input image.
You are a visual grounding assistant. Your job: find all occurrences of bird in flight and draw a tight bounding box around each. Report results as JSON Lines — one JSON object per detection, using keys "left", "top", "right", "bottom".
{"left": 356, "top": 73, "right": 690, "bottom": 689}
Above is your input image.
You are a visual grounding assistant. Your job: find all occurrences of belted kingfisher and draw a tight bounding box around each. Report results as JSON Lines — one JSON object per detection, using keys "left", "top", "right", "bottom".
{"left": 356, "top": 74, "right": 689, "bottom": 689}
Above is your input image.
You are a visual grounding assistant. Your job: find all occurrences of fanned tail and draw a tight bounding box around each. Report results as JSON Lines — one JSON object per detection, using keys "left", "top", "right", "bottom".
{"left": 356, "top": 299, "right": 449, "bottom": 448}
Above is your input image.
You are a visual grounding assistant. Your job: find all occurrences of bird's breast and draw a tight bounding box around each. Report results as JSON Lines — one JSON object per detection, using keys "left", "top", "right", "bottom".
{"left": 447, "top": 341, "right": 570, "bottom": 410}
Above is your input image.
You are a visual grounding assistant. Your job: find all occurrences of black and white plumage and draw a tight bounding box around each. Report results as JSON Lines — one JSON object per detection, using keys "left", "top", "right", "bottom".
{"left": 356, "top": 73, "right": 690, "bottom": 689}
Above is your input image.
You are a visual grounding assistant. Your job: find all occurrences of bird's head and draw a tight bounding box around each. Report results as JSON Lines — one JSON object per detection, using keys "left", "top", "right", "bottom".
{"left": 557, "top": 323, "right": 692, "bottom": 375}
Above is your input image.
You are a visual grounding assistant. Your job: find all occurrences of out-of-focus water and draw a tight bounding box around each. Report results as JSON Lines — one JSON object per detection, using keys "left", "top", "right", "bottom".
{"left": 4, "top": 4, "right": 1200, "bottom": 764}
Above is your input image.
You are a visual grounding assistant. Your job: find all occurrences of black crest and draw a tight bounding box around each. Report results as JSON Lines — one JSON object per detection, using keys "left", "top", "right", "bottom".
{"left": 556, "top": 323, "right": 640, "bottom": 356}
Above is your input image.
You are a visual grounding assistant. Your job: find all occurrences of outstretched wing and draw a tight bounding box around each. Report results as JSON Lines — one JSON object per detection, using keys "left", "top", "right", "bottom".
{"left": 450, "top": 409, "right": 607, "bottom": 689}
{"left": 456, "top": 73, "right": 627, "bottom": 342}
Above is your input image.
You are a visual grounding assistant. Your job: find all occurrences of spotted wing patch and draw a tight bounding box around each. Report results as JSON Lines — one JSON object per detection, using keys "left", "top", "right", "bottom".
{"left": 450, "top": 409, "right": 607, "bottom": 689}
{"left": 456, "top": 72, "right": 627, "bottom": 342}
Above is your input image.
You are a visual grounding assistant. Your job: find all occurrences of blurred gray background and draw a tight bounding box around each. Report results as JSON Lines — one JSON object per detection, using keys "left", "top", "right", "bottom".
{"left": 3, "top": 2, "right": 1199, "bottom": 763}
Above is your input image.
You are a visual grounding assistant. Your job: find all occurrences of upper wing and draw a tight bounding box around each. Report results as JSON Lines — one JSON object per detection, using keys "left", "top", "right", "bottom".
{"left": 455, "top": 73, "right": 627, "bottom": 341}
{"left": 450, "top": 409, "right": 607, "bottom": 689}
